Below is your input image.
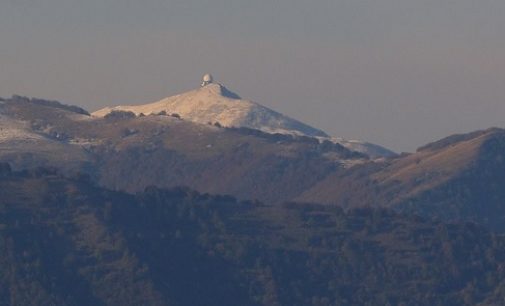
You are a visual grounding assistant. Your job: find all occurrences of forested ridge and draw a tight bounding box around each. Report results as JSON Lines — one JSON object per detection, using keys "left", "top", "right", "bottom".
{"left": 1, "top": 164, "right": 505, "bottom": 306}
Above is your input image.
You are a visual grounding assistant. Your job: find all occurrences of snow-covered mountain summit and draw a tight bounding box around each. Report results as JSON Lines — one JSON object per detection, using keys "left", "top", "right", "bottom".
{"left": 93, "top": 81, "right": 329, "bottom": 138}
{"left": 93, "top": 75, "right": 395, "bottom": 158}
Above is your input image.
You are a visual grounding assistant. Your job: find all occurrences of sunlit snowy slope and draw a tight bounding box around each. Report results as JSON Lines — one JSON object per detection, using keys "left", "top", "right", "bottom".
{"left": 93, "top": 77, "right": 394, "bottom": 158}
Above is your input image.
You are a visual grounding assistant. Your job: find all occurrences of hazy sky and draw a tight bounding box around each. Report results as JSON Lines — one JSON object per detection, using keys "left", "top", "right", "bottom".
{"left": 1, "top": 0, "right": 505, "bottom": 152}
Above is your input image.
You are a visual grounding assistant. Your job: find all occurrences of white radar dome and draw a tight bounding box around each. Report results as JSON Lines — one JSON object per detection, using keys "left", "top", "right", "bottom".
{"left": 201, "top": 73, "right": 214, "bottom": 86}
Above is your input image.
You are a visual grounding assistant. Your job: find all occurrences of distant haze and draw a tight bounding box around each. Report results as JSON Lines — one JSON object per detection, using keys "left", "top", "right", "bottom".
{"left": 2, "top": 0, "right": 505, "bottom": 152}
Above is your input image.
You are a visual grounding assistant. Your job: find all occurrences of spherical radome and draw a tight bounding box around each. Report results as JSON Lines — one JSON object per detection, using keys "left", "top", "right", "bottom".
{"left": 203, "top": 74, "right": 213, "bottom": 83}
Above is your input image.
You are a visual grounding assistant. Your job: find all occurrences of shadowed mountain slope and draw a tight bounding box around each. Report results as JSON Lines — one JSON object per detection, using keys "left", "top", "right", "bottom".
{"left": 299, "top": 128, "right": 505, "bottom": 231}
{"left": 1, "top": 165, "right": 505, "bottom": 306}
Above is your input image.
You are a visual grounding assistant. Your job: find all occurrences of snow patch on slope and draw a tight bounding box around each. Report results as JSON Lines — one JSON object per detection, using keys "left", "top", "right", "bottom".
{"left": 0, "top": 115, "right": 45, "bottom": 143}
{"left": 332, "top": 138, "right": 396, "bottom": 159}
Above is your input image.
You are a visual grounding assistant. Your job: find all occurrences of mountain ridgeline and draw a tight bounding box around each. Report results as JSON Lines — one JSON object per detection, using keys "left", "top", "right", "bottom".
{"left": 0, "top": 93, "right": 369, "bottom": 204}
{"left": 92, "top": 82, "right": 395, "bottom": 158}
{"left": 2, "top": 92, "right": 505, "bottom": 231}
{"left": 298, "top": 128, "right": 505, "bottom": 232}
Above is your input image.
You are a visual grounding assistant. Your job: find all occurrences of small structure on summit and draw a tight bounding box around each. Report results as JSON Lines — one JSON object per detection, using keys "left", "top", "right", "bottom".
{"left": 201, "top": 73, "right": 214, "bottom": 87}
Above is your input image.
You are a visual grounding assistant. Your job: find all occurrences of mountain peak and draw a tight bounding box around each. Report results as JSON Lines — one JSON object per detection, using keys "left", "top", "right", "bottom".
{"left": 92, "top": 78, "right": 395, "bottom": 158}
{"left": 198, "top": 73, "right": 241, "bottom": 99}
{"left": 92, "top": 80, "right": 329, "bottom": 138}
{"left": 197, "top": 82, "right": 242, "bottom": 100}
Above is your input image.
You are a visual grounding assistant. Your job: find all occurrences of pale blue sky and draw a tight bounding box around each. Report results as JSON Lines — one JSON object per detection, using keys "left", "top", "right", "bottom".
{"left": 1, "top": 0, "right": 505, "bottom": 151}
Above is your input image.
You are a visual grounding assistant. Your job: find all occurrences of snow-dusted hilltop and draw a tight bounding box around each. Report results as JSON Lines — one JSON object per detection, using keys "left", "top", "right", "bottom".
{"left": 93, "top": 75, "right": 395, "bottom": 158}
{"left": 93, "top": 81, "right": 328, "bottom": 138}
